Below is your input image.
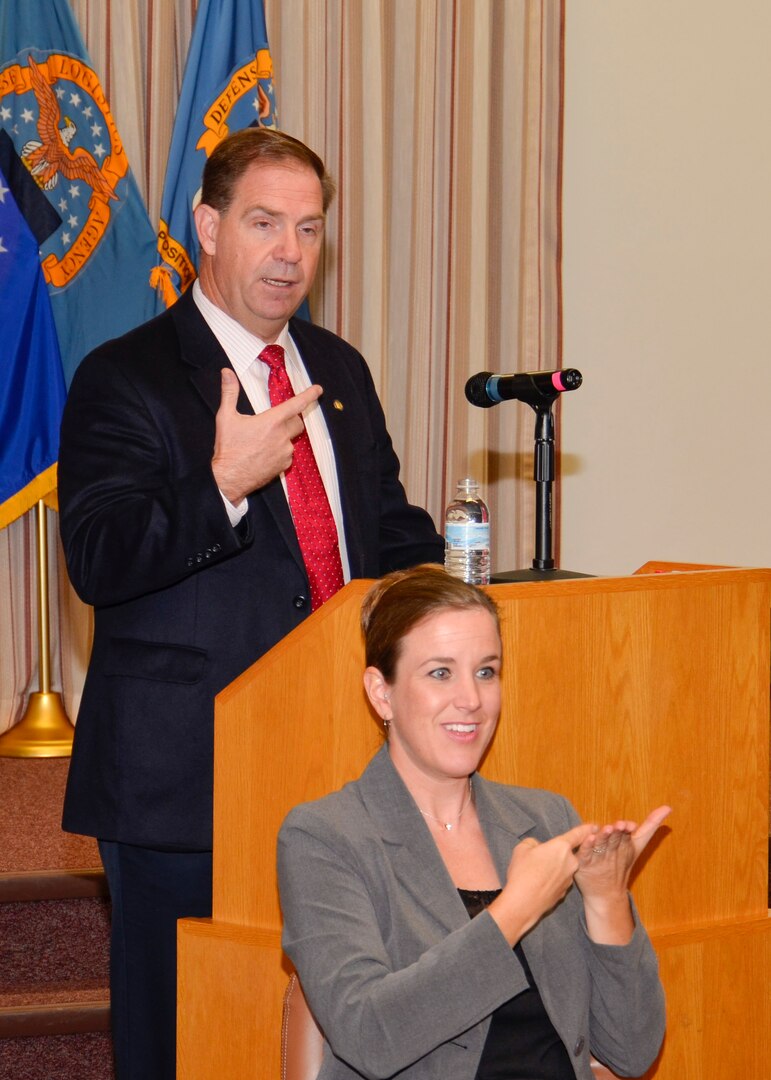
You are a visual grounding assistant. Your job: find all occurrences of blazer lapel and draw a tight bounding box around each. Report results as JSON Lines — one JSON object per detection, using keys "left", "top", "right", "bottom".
{"left": 473, "top": 776, "right": 538, "bottom": 882}
{"left": 472, "top": 777, "right": 550, "bottom": 976}
{"left": 358, "top": 755, "right": 576, "bottom": 1032}
{"left": 354, "top": 750, "right": 594, "bottom": 1025}
{"left": 356, "top": 748, "right": 471, "bottom": 934}
{"left": 356, "top": 754, "right": 561, "bottom": 976}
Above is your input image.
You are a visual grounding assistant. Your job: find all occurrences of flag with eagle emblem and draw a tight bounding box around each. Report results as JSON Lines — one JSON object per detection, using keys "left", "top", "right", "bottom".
{"left": 153, "top": 0, "right": 278, "bottom": 306}
{"left": 0, "top": 0, "right": 162, "bottom": 386}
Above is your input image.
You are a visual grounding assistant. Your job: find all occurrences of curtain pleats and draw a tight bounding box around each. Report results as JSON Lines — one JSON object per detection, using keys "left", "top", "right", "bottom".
{"left": 0, "top": 0, "right": 563, "bottom": 734}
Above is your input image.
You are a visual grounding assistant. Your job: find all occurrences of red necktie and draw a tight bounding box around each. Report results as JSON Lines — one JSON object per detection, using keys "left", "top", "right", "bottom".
{"left": 259, "top": 345, "right": 344, "bottom": 611}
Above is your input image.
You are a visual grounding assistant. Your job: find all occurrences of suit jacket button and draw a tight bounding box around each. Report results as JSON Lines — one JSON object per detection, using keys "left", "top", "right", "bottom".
{"left": 292, "top": 595, "right": 307, "bottom": 609}
{"left": 186, "top": 556, "right": 194, "bottom": 567}
{"left": 212, "top": 543, "right": 222, "bottom": 553}
{"left": 573, "top": 1036, "right": 585, "bottom": 1056}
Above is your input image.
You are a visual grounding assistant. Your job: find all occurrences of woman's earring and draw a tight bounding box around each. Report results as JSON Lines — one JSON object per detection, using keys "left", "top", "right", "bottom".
{"left": 381, "top": 689, "right": 392, "bottom": 730}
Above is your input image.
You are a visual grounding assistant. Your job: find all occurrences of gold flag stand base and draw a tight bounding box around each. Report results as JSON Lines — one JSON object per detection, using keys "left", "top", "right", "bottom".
{"left": 0, "top": 692, "right": 74, "bottom": 758}
{"left": 0, "top": 501, "right": 75, "bottom": 758}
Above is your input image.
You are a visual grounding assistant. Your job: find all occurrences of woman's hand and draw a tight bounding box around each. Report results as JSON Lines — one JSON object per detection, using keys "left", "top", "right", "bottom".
{"left": 574, "top": 805, "right": 671, "bottom": 944}
{"left": 488, "top": 822, "right": 597, "bottom": 945}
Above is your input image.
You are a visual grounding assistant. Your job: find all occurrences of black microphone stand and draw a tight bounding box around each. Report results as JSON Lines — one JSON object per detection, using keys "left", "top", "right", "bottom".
{"left": 491, "top": 385, "right": 592, "bottom": 583}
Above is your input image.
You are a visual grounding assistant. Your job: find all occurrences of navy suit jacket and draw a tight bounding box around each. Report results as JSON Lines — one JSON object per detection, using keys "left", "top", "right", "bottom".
{"left": 58, "top": 290, "right": 443, "bottom": 849}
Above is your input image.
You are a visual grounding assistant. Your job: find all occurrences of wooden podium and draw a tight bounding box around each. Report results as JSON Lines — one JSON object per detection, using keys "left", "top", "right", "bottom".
{"left": 178, "top": 564, "right": 771, "bottom": 1079}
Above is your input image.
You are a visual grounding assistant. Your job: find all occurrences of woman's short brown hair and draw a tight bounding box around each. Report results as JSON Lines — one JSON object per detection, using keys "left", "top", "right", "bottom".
{"left": 201, "top": 127, "right": 336, "bottom": 213}
{"left": 361, "top": 565, "right": 500, "bottom": 682}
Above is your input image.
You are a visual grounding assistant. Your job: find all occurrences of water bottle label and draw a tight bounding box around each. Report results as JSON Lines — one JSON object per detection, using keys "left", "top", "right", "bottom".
{"left": 445, "top": 522, "right": 490, "bottom": 548}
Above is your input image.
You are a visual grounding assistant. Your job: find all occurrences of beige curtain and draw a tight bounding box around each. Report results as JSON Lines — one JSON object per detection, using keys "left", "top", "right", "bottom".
{"left": 0, "top": 0, "right": 564, "bottom": 735}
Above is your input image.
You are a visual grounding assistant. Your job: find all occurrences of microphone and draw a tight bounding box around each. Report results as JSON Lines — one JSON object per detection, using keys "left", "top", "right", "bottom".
{"left": 465, "top": 368, "right": 582, "bottom": 408}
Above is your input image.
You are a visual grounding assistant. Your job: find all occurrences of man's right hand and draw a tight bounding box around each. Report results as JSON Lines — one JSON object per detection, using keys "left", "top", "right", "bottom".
{"left": 211, "top": 368, "right": 323, "bottom": 505}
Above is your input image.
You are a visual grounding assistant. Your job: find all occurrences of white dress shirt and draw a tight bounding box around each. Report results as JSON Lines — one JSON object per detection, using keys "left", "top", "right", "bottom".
{"left": 192, "top": 280, "right": 351, "bottom": 582}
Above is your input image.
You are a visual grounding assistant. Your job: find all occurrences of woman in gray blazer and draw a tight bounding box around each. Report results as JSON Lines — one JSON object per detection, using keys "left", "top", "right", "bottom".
{"left": 278, "top": 566, "right": 668, "bottom": 1080}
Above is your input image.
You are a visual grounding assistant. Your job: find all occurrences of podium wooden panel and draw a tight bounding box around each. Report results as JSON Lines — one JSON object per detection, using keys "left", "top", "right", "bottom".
{"left": 178, "top": 565, "right": 771, "bottom": 1079}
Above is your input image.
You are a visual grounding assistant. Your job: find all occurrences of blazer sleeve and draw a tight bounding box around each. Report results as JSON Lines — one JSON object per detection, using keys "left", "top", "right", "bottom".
{"left": 58, "top": 345, "right": 246, "bottom": 608}
{"left": 277, "top": 807, "right": 528, "bottom": 1080}
{"left": 542, "top": 794, "right": 666, "bottom": 1077}
{"left": 580, "top": 901, "right": 666, "bottom": 1076}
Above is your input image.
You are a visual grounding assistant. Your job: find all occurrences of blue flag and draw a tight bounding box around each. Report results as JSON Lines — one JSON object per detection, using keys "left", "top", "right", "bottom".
{"left": 153, "top": 0, "right": 278, "bottom": 306}
{"left": 0, "top": 131, "right": 66, "bottom": 528}
{"left": 0, "top": 0, "right": 162, "bottom": 386}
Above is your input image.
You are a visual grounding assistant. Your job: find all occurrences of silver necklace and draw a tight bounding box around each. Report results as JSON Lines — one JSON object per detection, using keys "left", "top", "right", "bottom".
{"left": 418, "top": 779, "right": 473, "bottom": 832}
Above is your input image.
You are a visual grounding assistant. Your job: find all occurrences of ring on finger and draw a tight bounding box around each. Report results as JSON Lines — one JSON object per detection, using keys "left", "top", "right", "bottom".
{"left": 591, "top": 845, "right": 607, "bottom": 855}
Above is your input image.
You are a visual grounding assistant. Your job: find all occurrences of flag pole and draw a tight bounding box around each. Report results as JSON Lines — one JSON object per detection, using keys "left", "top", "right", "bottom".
{"left": 0, "top": 500, "right": 74, "bottom": 757}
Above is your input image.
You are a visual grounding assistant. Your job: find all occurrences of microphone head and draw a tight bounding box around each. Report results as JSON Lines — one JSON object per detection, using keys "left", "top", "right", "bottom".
{"left": 556, "top": 368, "right": 582, "bottom": 391}
{"left": 465, "top": 371, "right": 496, "bottom": 408}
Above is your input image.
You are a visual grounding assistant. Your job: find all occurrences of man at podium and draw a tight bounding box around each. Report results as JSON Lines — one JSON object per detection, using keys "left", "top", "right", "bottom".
{"left": 57, "top": 128, "right": 443, "bottom": 1080}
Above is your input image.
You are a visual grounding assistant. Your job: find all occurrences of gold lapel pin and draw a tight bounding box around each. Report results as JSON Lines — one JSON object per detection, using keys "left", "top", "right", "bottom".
{"left": 333, "top": 399, "right": 344, "bottom": 411}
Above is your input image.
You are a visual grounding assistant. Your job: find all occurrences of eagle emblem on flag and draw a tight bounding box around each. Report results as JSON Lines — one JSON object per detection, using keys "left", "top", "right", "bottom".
{"left": 21, "top": 55, "right": 117, "bottom": 203}
{"left": 0, "top": 51, "right": 126, "bottom": 288}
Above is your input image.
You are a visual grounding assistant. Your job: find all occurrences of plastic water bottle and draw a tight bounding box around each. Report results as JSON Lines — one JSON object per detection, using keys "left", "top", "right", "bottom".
{"left": 444, "top": 479, "right": 491, "bottom": 585}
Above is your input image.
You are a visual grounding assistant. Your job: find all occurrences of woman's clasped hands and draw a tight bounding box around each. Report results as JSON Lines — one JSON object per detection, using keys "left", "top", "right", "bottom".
{"left": 489, "top": 806, "right": 671, "bottom": 948}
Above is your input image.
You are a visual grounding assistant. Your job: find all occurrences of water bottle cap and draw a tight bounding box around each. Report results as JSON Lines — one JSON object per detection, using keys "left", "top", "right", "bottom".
{"left": 456, "top": 478, "right": 479, "bottom": 493}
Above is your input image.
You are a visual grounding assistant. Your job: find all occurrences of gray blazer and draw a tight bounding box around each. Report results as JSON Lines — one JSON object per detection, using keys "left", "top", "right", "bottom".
{"left": 278, "top": 747, "right": 665, "bottom": 1080}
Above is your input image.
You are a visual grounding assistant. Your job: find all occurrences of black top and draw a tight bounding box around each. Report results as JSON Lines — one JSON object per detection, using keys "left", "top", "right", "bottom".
{"left": 458, "top": 888, "right": 575, "bottom": 1080}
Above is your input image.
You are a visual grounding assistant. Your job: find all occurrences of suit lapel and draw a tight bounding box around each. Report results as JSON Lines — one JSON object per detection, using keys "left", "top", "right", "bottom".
{"left": 171, "top": 292, "right": 304, "bottom": 570}
{"left": 171, "top": 288, "right": 249, "bottom": 414}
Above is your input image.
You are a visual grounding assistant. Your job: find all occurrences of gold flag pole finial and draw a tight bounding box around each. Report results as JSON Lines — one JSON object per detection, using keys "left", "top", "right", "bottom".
{"left": 0, "top": 500, "right": 74, "bottom": 757}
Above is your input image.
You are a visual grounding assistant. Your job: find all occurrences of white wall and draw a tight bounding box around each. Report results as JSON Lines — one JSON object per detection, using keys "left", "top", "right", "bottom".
{"left": 561, "top": 2, "right": 771, "bottom": 576}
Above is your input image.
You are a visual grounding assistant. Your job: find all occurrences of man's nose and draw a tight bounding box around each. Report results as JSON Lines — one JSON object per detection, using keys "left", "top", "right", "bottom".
{"left": 275, "top": 227, "right": 301, "bottom": 263}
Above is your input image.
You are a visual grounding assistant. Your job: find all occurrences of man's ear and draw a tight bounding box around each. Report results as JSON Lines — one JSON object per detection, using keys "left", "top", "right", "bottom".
{"left": 363, "top": 667, "right": 392, "bottom": 720}
{"left": 194, "top": 203, "right": 219, "bottom": 256}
